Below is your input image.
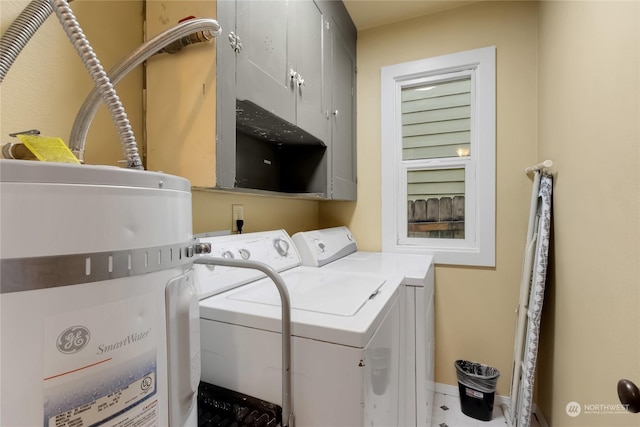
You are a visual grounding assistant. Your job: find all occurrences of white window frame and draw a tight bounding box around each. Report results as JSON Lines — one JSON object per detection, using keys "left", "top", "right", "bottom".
{"left": 381, "top": 46, "right": 495, "bottom": 266}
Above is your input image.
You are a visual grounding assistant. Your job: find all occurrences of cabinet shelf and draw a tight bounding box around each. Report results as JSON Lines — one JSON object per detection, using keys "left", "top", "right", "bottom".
{"left": 236, "top": 100, "right": 325, "bottom": 146}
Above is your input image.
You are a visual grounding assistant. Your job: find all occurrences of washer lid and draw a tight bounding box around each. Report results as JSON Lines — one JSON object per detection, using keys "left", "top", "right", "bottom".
{"left": 228, "top": 268, "right": 385, "bottom": 316}
{"left": 199, "top": 266, "right": 403, "bottom": 347}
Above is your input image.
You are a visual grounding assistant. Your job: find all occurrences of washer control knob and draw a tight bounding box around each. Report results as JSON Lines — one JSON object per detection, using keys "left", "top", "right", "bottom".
{"left": 239, "top": 248, "right": 251, "bottom": 260}
{"left": 314, "top": 239, "right": 326, "bottom": 253}
{"left": 221, "top": 250, "right": 235, "bottom": 259}
{"left": 273, "top": 238, "right": 290, "bottom": 256}
{"left": 346, "top": 234, "right": 353, "bottom": 241}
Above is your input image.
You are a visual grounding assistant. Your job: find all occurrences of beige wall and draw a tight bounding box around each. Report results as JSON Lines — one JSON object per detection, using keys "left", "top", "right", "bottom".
{"left": 0, "top": 0, "right": 144, "bottom": 166}
{"left": 145, "top": 0, "right": 218, "bottom": 186}
{"left": 192, "top": 190, "right": 319, "bottom": 236}
{"left": 190, "top": 188, "right": 319, "bottom": 236}
{"left": 322, "top": 1, "right": 540, "bottom": 397}
{"left": 536, "top": 1, "right": 640, "bottom": 426}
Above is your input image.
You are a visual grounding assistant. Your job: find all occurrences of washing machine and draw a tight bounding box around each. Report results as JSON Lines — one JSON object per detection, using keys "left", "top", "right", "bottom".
{"left": 292, "top": 226, "right": 435, "bottom": 427}
{"left": 193, "top": 230, "right": 403, "bottom": 427}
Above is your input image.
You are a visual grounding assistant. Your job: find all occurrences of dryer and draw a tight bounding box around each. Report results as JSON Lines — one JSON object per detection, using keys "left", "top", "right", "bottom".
{"left": 194, "top": 230, "right": 404, "bottom": 427}
{"left": 292, "top": 226, "right": 435, "bottom": 427}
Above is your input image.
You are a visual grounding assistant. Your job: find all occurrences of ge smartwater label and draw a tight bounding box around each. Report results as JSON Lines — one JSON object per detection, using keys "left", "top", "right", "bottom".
{"left": 44, "top": 294, "right": 160, "bottom": 427}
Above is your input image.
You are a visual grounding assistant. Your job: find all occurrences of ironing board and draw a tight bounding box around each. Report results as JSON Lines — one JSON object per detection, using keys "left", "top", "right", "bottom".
{"left": 505, "top": 161, "right": 553, "bottom": 427}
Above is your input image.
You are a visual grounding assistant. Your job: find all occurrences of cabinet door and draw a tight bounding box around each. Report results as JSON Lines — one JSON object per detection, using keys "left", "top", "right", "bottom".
{"left": 236, "top": 0, "right": 295, "bottom": 124}
{"left": 329, "top": 15, "right": 357, "bottom": 200}
{"left": 216, "top": 0, "right": 238, "bottom": 189}
{"left": 290, "top": 0, "right": 329, "bottom": 144}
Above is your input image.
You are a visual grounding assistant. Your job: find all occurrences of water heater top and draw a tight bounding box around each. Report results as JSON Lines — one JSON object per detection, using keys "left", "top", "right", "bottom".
{"left": 0, "top": 159, "right": 191, "bottom": 191}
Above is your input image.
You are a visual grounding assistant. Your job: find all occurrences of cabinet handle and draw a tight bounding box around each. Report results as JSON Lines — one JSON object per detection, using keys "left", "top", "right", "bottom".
{"left": 228, "top": 32, "right": 242, "bottom": 53}
{"left": 290, "top": 69, "right": 305, "bottom": 89}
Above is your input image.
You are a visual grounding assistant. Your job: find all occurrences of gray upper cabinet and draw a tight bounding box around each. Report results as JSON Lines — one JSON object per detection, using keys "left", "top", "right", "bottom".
{"left": 326, "top": 2, "right": 357, "bottom": 200}
{"left": 290, "top": 0, "right": 329, "bottom": 144}
{"left": 235, "top": 1, "right": 294, "bottom": 126}
{"left": 216, "top": 0, "right": 356, "bottom": 200}
{"left": 235, "top": 0, "right": 328, "bottom": 144}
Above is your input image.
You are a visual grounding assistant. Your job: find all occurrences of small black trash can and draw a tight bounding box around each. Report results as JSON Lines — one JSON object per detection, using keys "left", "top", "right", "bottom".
{"left": 455, "top": 360, "right": 500, "bottom": 421}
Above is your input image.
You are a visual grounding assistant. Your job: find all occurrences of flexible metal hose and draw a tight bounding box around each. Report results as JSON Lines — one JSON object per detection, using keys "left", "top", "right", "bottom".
{"left": 157, "top": 21, "right": 220, "bottom": 55}
{"left": 0, "top": 0, "right": 54, "bottom": 84}
{"left": 194, "top": 256, "right": 295, "bottom": 427}
{"left": 69, "top": 18, "right": 221, "bottom": 162}
{"left": 51, "top": 0, "right": 143, "bottom": 169}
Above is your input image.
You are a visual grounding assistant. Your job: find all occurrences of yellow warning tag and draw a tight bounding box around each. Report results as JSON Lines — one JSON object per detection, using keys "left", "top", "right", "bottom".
{"left": 16, "top": 135, "right": 80, "bottom": 164}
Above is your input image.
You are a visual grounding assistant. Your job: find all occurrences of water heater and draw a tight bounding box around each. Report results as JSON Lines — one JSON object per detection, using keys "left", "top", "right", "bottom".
{"left": 0, "top": 160, "right": 200, "bottom": 426}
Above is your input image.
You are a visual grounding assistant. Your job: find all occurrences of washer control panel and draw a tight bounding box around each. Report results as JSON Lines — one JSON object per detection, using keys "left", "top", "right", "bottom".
{"left": 292, "top": 226, "right": 358, "bottom": 267}
{"left": 194, "top": 230, "right": 299, "bottom": 299}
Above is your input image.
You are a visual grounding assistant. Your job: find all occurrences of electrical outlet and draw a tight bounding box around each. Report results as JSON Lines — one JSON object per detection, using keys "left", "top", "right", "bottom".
{"left": 232, "top": 204, "right": 244, "bottom": 232}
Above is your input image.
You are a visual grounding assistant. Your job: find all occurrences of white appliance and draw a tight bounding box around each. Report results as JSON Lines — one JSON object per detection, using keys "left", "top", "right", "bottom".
{"left": 292, "top": 226, "right": 435, "bottom": 427}
{"left": 0, "top": 160, "right": 201, "bottom": 427}
{"left": 194, "top": 230, "right": 403, "bottom": 427}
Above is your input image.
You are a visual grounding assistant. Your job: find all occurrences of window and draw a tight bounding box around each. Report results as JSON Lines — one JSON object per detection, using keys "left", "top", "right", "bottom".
{"left": 381, "top": 47, "right": 495, "bottom": 266}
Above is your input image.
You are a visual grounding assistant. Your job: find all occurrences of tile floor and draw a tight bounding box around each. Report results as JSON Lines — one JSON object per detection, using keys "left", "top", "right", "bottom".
{"left": 432, "top": 391, "right": 542, "bottom": 427}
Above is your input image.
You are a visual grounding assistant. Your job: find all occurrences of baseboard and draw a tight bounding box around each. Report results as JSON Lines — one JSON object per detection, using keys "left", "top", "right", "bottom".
{"left": 434, "top": 383, "right": 549, "bottom": 427}
{"left": 532, "top": 404, "right": 549, "bottom": 427}
{"left": 501, "top": 403, "right": 550, "bottom": 427}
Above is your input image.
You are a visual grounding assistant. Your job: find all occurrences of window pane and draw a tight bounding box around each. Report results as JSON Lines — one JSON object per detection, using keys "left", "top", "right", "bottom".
{"left": 401, "top": 78, "right": 471, "bottom": 160}
{"left": 407, "top": 168, "right": 465, "bottom": 239}
{"left": 382, "top": 46, "right": 495, "bottom": 265}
